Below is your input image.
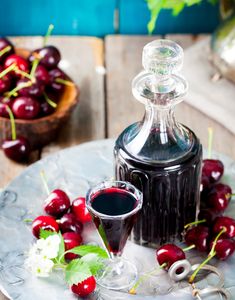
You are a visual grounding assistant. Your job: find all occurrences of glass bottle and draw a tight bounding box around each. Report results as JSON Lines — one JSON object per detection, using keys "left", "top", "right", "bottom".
{"left": 114, "top": 39, "right": 202, "bottom": 247}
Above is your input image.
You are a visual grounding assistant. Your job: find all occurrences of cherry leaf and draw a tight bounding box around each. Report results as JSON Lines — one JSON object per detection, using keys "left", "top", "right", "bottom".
{"left": 39, "top": 229, "right": 57, "bottom": 239}
{"left": 67, "top": 245, "right": 108, "bottom": 259}
{"left": 80, "top": 253, "right": 104, "bottom": 275}
{"left": 65, "top": 259, "right": 92, "bottom": 285}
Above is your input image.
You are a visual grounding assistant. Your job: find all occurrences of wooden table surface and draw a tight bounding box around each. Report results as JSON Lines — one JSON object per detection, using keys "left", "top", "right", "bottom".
{"left": 0, "top": 34, "right": 235, "bottom": 299}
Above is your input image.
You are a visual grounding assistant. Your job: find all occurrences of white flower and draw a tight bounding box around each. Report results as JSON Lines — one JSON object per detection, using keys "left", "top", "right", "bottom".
{"left": 25, "top": 254, "right": 54, "bottom": 277}
{"left": 39, "top": 235, "right": 61, "bottom": 259}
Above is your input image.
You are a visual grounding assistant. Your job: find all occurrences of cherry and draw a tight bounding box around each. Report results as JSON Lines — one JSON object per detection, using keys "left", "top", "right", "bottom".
{"left": 72, "top": 197, "right": 92, "bottom": 223}
{"left": 213, "top": 216, "right": 235, "bottom": 238}
{"left": 63, "top": 232, "right": 83, "bottom": 260}
{"left": 34, "top": 65, "right": 50, "bottom": 85}
{"left": 0, "top": 38, "right": 14, "bottom": 63}
{"left": 32, "top": 215, "right": 59, "bottom": 238}
{"left": 205, "top": 183, "right": 232, "bottom": 212}
{"left": 201, "top": 175, "right": 210, "bottom": 192}
{"left": 39, "top": 100, "right": 55, "bottom": 117}
{"left": 0, "top": 66, "right": 11, "bottom": 94}
{"left": 198, "top": 209, "right": 219, "bottom": 225}
{"left": 48, "top": 68, "right": 66, "bottom": 93}
{"left": 2, "top": 136, "right": 30, "bottom": 162}
{"left": 0, "top": 96, "right": 12, "bottom": 118}
{"left": 12, "top": 96, "right": 40, "bottom": 119}
{"left": 210, "top": 238, "right": 235, "bottom": 260}
{"left": 4, "top": 54, "right": 29, "bottom": 77}
{"left": 71, "top": 276, "right": 96, "bottom": 298}
{"left": 202, "top": 159, "right": 224, "bottom": 184}
{"left": 156, "top": 244, "right": 185, "bottom": 270}
{"left": 44, "top": 189, "right": 70, "bottom": 217}
{"left": 184, "top": 225, "right": 209, "bottom": 252}
{"left": 29, "top": 46, "right": 61, "bottom": 70}
{"left": 17, "top": 78, "right": 45, "bottom": 98}
{"left": 59, "top": 213, "right": 83, "bottom": 234}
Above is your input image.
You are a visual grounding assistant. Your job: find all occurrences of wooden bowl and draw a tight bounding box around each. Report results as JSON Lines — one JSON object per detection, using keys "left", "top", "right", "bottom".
{"left": 0, "top": 48, "right": 79, "bottom": 149}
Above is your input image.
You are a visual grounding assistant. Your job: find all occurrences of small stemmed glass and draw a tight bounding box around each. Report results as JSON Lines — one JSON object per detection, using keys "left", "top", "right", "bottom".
{"left": 86, "top": 180, "right": 143, "bottom": 290}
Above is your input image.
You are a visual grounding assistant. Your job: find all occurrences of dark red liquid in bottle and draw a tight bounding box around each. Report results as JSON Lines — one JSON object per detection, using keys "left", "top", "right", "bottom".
{"left": 90, "top": 188, "right": 138, "bottom": 254}
{"left": 115, "top": 127, "right": 202, "bottom": 246}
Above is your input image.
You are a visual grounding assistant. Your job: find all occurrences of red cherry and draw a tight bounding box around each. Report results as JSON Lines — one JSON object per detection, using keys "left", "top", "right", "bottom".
{"left": 0, "top": 96, "right": 12, "bottom": 118}
{"left": 4, "top": 54, "right": 29, "bottom": 77}
{"left": 39, "top": 100, "right": 55, "bottom": 117}
{"left": 0, "top": 66, "right": 11, "bottom": 94}
{"left": 210, "top": 238, "right": 235, "bottom": 260}
{"left": 63, "top": 232, "right": 83, "bottom": 260}
{"left": 184, "top": 225, "right": 209, "bottom": 252}
{"left": 29, "top": 46, "right": 61, "bottom": 70}
{"left": 44, "top": 189, "right": 70, "bottom": 217}
{"left": 213, "top": 216, "right": 235, "bottom": 238}
{"left": 12, "top": 96, "right": 40, "bottom": 119}
{"left": 17, "top": 78, "right": 45, "bottom": 98}
{"left": 198, "top": 209, "right": 220, "bottom": 225}
{"left": 59, "top": 213, "right": 83, "bottom": 234}
{"left": 72, "top": 197, "right": 92, "bottom": 223}
{"left": 202, "top": 159, "right": 224, "bottom": 184}
{"left": 2, "top": 136, "right": 30, "bottom": 162}
{"left": 156, "top": 244, "right": 185, "bottom": 270}
{"left": 71, "top": 276, "right": 96, "bottom": 298}
{"left": 48, "top": 68, "right": 66, "bottom": 93}
{"left": 34, "top": 65, "right": 50, "bottom": 85}
{"left": 32, "top": 215, "right": 59, "bottom": 238}
{"left": 206, "top": 183, "right": 232, "bottom": 212}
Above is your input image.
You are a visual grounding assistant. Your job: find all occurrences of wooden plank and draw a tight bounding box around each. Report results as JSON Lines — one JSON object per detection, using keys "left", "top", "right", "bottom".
{"left": 106, "top": 35, "right": 161, "bottom": 137}
{"left": 165, "top": 34, "right": 207, "bottom": 49}
{"left": 41, "top": 37, "right": 105, "bottom": 157}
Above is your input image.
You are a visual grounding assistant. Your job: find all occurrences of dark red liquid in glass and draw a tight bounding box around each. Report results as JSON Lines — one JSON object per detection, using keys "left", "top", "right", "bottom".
{"left": 90, "top": 188, "right": 138, "bottom": 255}
{"left": 115, "top": 125, "right": 202, "bottom": 246}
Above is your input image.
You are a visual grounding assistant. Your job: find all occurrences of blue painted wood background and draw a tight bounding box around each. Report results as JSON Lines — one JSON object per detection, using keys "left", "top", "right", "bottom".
{"left": 0, "top": 0, "right": 219, "bottom": 37}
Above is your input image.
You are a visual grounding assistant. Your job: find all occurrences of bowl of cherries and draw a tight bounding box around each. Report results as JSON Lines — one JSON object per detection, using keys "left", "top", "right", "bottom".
{"left": 0, "top": 31, "right": 79, "bottom": 155}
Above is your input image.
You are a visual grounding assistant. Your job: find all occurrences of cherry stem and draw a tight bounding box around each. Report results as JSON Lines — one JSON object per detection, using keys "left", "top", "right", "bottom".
{"left": 14, "top": 67, "right": 32, "bottom": 80}
{"left": 207, "top": 127, "right": 213, "bottom": 159}
{"left": 5, "top": 105, "right": 16, "bottom": 140}
{"left": 0, "top": 45, "right": 11, "bottom": 57}
{"left": 43, "top": 24, "right": 54, "bottom": 47}
{"left": 129, "top": 262, "right": 167, "bottom": 295}
{"left": 188, "top": 226, "right": 227, "bottom": 284}
{"left": 183, "top": 244, "right": 196, "bottom": 252}
{"left": 5, "top": 80, "right": 33, "bottom": 98}
{"left": 0, "top": 63, "right": 16, "bottom": 79}
{"left": 23, "top": 218, "right": 33, "bottom": 223}
{"left": 43, "top": 92, "right": 57, "bottom": 108}
{"left": 55, "top": 78, "right": 74, "bottom": 86}
{"left": 40, "top": 170, "right": 50, "bottom": 196}
{"left": 30, "top": 58, "right": 40, "bottom": 78}
{"left": 184, "top": 219, "right": 206, "bottom": 229}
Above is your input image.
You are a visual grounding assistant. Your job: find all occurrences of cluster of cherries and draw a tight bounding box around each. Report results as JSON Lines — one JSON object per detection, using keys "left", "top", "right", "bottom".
{"left": 31, "top": 183, "right": 96, "bottom": 298}
{"left": 0, "top": 30, "right": 72, "bottom": 162}
{"left": 156, "top": 158, "right": 235, "bottom": 284}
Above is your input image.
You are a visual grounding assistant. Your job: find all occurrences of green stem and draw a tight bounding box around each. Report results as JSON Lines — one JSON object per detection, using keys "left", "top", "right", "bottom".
{"left": 15, "top": 68, "right": 32, "bottom": 80}
{"left": 129, "top": 262, "right": 167, "bottom": 295}
{"left": 6, "top": 105, "right": 16, "bottom": 140}
{"left": 209, "top": 227, "right": 227, "bottom": 257}
{"left": 0, "top": 63, "right": 16, "bottom": 79}
{"left": 188, "top": 252, "right": 216, "bottom": 284}
{"left": 184, "top": 219, "right": 206, "bottom": 230}
{"left": 5, "top": 80, "right": 32, "bottom": 98}
{"left": 183, "top": 244, "right": 196, "bottom": 252}
{"left": 43, "top": 92, "right": 57, "bottom": 108}
{"left": 24, "top": 218, "right": 33, "bottom": 223}
{"left": 40, "top": 170, "right": 50, "bottom": 195}
{"left": 207, "top": 127, "right": 213, "bottom": 159}
{"left": 0, "top": 45, "right": 11, "bottom": 57}
{"left": 55, "top": 78, "right": 74, "bottom": 86}
{"left": 30, "top": 58, "right": 40, "bottom": 78}
{"left": 43, "top": 24, "right": 54, "bottom": 47}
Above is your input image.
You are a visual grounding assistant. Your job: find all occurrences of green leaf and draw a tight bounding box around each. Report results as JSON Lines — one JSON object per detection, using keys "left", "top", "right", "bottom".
{"left": 146, "top": 0, "right": 165, "bottom": 34}
{"left": 207, "top": 0, "right": 218, "bottom": 4}
{"left": 81, "top": 253, "right": 104, "bottom": 275}
{"left": 172, "top": 2, "right": 185, "bottom": 15}
{"left": 185, "top": 0, "right": 202, "bottom": 6}
{"left": 65, "top": 259, "right": 92, "bottom": 285}
{"left": 67, "top": 245, "right": 108, "bottom": 259}
{"left": 39, "top": 229, "right": 57, "bottom": 239}
{"left": 57, "top": 232, "right": 65, "bottom": 264}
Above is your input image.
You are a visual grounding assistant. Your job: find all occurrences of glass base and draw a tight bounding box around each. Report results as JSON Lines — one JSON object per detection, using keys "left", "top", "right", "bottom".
{"left": 97, "top": 257, "right": 138, "bottom": 290}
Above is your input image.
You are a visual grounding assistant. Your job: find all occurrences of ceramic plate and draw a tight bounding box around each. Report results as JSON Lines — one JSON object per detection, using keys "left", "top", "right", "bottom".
{"left": 0, "top": 139, "right": 235, "bottom": 300}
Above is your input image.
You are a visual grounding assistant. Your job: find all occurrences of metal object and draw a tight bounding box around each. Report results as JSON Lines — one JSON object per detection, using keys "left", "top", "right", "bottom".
{"left": 168, "top": 259, "right": 192, "bottom": 281}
